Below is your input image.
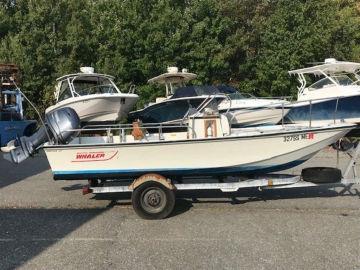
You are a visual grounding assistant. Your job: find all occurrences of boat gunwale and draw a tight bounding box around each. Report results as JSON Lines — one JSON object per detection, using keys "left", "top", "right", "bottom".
{"left": 41, "top": 124, "right": 355, "bottom": 150}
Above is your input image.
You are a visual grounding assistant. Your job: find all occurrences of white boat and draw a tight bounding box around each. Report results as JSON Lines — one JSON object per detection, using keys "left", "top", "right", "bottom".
{"left": 41, "top": 111, "right": 354, "bottom": 181}
{"left": 217, "top": 91, "right": 290, "bottom": 127}
{"left": 286, "top": 58, "right": 360, "bottom": 125}
{"left": 129, "top": 67, "right": 289, "bottom": 127}
{"left": 45, "top": 67, "right": 139, "bottom": 124}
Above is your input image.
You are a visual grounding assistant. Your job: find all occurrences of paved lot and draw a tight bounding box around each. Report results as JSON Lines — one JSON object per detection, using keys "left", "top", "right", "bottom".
{"left": 0, "top": 149, "right": 360, "bottom": 270}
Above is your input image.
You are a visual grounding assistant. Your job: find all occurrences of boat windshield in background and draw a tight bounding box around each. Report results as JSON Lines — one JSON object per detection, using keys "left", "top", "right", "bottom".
{"left": 72, "top": 77, "right": 117, "bottom": 96}
{"left": 170, "top": 85, "right": 224, "bottom": 99}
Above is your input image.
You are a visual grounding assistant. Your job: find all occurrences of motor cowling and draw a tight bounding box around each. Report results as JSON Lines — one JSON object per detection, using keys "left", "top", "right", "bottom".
{"left": 6, "top": 107, "right": 80, "bottom": 163}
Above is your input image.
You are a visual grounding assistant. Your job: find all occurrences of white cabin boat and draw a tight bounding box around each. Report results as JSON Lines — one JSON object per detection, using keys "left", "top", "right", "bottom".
{"left": 286, "top": 58, "right": 360, "bottom": 125}
{"left": 45, "top": 67, "right": 139, "bottom": 124}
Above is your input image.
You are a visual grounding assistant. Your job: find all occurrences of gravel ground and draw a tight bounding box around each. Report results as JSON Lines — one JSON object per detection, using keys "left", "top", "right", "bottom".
{"left": 0, "top": 148, "right": 360, "bottom": 270}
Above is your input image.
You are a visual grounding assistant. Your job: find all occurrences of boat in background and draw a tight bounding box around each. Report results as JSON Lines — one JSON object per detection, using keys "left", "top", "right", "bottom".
{"left": 129, "top": 67, "right": 290, "bottom": 127}
{"left": 286, "top": 58, "right": 360, "bottom": 125}
{"left": 45, "top": 67, "right": 139, "bottom": 125}
{"left": 0, "top": 64, "right": 37, "bottom": 149}
{"left": 217, "top": 86, "right": 290, "bottom": 127}
{"left": 128, "top": 84, "right": 227, "bottom": 125}
{"left": 128, "top": 67, "right": 225, "bottom": 124}
{"left": 147, "top": 66, "right": 197, "bottom": 101}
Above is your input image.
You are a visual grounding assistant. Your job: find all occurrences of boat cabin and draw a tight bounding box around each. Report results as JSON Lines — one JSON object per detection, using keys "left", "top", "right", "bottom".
{"left": 289, "top": 58, "right": 360, "bottom": 102}
{"left": 54, "top": 67, "right": 121, "bottom": 103}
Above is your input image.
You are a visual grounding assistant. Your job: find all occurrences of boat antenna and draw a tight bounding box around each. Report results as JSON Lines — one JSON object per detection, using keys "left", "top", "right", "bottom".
{"left": 10, "top": 78, "right": 51, "bottom": 142}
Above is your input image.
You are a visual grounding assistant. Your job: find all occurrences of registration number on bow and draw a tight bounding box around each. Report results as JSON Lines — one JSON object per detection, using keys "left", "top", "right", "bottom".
{"left": 283, "top": 133, "right": 314, "bottom": 142}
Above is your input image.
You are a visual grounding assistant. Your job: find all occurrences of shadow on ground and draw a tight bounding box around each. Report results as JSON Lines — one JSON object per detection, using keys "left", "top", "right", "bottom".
{"left": 90, "top": 185, "right": 360, "bottom": 218}
{"left": 0, "top": 153, "right": 49, "bottom": 188}
{"left": 0, "top": 208, "right": 107, "bottom": 270}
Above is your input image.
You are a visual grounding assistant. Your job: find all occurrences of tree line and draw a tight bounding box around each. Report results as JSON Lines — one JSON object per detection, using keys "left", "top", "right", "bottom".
{"left": 0, "top": 0, "right": 359, "bottom": 116}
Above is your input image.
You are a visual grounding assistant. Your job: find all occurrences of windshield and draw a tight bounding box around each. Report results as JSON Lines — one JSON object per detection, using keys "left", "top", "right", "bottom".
{"left": 72, "top": 77, "right": 118, "bottom": 96}
{"left": 227, "top": 92, "right": 254, "bottom": 100}
{"left": 58, "top": 81, "right": 73, "bottom": 102}
{"left": 309, "top": 77, "right": 335, "bottom": 90}
{"left": 332, "top": 75, "right": 354, "bottom": 86}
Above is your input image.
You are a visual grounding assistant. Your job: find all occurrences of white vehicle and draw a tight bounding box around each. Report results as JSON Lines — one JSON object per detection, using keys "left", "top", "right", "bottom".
{"left": 45, "top": 67, "right": 139, "bottom": 124}
{"left": 287, "top": 58, "right": 360, "bottom": 125}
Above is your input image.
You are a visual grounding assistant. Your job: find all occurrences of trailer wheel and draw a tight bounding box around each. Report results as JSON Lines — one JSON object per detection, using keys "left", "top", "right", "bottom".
{"left": 132, "top": 181, "right": 175, "bottom": 219}
{"left": 302, "top": 167, "right": 342, "bottom": 183}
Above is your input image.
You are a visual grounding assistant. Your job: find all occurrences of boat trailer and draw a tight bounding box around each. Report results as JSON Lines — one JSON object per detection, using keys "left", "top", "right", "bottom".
{"left": 82, "top": 143, "right": 360, "bottom": 220}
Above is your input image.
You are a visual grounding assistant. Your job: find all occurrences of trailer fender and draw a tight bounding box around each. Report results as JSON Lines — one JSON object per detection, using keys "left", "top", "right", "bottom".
{"left": 129, "top": 173, "right": 175, "bottom": 190}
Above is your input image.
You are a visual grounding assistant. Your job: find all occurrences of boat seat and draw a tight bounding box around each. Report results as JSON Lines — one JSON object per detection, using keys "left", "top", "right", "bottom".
{"left": 220, "top": 114, "right": 231, "bottom": 136}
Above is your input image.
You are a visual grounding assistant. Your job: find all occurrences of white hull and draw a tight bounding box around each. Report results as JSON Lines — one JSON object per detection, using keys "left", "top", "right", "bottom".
{"left": 45, "top": 94, "right": 138, "bottom": 123}
{"left": 219, "top": 99, "right": 290, "bottom": 127}
{"left": 227, "top": 108, "right": 289, "bottom": 126}
{"left": 43, "top": 124, "right": 352, "bottom": 180}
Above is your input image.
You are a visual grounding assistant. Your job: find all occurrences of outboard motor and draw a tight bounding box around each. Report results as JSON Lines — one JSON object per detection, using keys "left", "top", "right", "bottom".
{"left": 7, "top": 107, "right": 80, "bottom": 163}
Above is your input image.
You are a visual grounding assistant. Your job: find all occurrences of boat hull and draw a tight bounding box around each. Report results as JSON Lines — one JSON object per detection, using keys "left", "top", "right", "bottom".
{"left": 286, "top": 95, "right": 360, "bottom": 125}
{"left": 225, "top": 107, "right": 289, "bottom": 127}
{"left": 43, "top": 125, "right": 352, "bottom": 180}
{"left": 46, "top": 94, "right": 138, "bottom": 123}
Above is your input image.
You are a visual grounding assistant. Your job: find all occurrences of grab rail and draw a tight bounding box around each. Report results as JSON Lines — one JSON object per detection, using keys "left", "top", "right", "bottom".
{"left": 59, "top": 122, "right": 197, "bottom": 145}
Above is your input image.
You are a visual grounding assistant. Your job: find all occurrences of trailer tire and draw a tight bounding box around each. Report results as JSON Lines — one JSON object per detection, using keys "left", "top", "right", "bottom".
{"left": 301, "top": 167, "right": 341, "bottom": 183}
{"left": 132, "top": 181, "right": 175, "bottom": 220}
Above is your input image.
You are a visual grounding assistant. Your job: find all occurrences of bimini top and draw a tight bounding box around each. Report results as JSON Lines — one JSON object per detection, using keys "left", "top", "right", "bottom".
{"left": 170, "top": 85, "right": 236, "bottom": 99}
{"left": 56, "top": 66, "right": 115, "bottom": 81}
{"left": 289, "top": 58, "right": 360, "bottom": 76}
{"left": 148, "top": 67, "right": 197, "bottom": 84}
{"left": 56, "top": 73, "right": 115, "bottom": 82}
